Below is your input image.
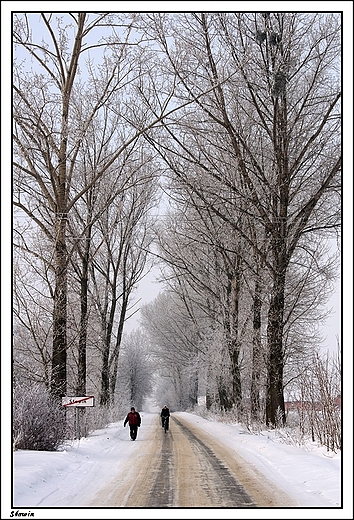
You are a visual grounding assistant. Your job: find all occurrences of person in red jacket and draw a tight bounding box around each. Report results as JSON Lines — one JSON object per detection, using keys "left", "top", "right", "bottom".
{"left": 123, "top": 407, "right": 141, "bottom": 440}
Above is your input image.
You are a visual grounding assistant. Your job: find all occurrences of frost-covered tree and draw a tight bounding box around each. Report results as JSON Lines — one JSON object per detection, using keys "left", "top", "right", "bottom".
{"left": 137, "top": 12, "right": 341, "bottom": 425}
{"left": 141, "top": 290, "right": 206, "bottom": 409}
{"left": 13, "top": 12, "right": 192, "bottom": 399}
{"left": 117, "top": 330, "right": 155, "bottom": 411}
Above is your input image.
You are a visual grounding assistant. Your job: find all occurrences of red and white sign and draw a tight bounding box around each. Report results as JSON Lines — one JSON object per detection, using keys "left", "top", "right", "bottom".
{"left": 62, "top": 396, "right": 95, "bottom": 407}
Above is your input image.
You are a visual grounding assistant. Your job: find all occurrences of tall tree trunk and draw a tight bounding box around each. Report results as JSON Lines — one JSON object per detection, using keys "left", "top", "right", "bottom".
{"left": 225, "top": 259, "right": 243, "bottom": 410}
{"left": 266, "top": 253, "right": 287, "bottom": 426}
{"left": 217, "top": 374, "right": 232, "bottom": 411}
{"left": 251, "top": 276, "right": 262, "bottom": 420}
{"left": 50, "top": 14, "right": 86, "bottom": 398}
{"left": 77, "top": 253, "right": 89, "bottom": 395}
{"left": 265, "top": 90, "right": 289, "bottom": 426}
{"left": 109, "top": 292, "right": 129, "bottom": 402}
{"left": 51, "top": 213, "right": 68, "bottom": 398}
{"left": 99, "top": 260, "right": 119, "bottom": 405}
{"left": 229, "top": 341, "right": 242, "bottom": 410}
{"left": 51, "top": 84, "right": 70, "bottom": 399}
{"left": 76, "top": 215, "right": 93, "bottom": 396}
{"left": 100, "top": 344, "right": 110, "bottom": 406}
{"left": 76, "top": 258, "right": 89, "bottom": 437}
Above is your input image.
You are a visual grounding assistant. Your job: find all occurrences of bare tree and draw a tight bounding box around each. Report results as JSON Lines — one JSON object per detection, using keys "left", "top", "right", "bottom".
{"left": 12, "top": 12, "right": 189, "bottom": 399}
{"left": 13, "top": 13, "right": 340, "bottom": 431}
{"left": 117, "top": 329, "right": 155, "bottom": 411}
{"left": 13, "top": 229, "right": 56, "bottom": 388}
{"left": 88, "top": 165, "right": 158, "bottom": 405}
{"left": 13, "top": 13, "right": 140, "bottom": 397}
{"left": 138, "top": 12, "right": 341, "bottom": 425}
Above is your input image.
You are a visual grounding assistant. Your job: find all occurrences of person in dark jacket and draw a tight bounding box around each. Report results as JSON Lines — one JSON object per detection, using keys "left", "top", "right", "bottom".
{"left": 124, "top": 407, "right": 141, "bottom": 440}
{"left": 160, "top": 405, "right": 170, "bottom": 430}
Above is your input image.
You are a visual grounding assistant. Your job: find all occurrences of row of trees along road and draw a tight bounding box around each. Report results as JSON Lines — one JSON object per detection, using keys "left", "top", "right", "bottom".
{"left": 13, "top": 12, "right": 340, "bottom": 427}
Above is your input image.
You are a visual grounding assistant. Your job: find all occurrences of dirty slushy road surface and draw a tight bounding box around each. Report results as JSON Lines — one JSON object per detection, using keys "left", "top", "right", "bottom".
{"left": 87, "top": 413, "right": 297, "bottom": 508}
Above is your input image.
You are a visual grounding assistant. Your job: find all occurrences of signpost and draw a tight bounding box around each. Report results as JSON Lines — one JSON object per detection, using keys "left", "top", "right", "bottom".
{"left": 62, "top": 396, "right": 95, "bottom": 407}
{"left": 62, "top": 396, "right": 95, "bottom": 438}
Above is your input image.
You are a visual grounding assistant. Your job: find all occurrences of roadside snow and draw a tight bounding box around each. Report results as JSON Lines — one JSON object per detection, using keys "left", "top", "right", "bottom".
{"left": 7, "top": 411, "right": 347, "bottom": 519}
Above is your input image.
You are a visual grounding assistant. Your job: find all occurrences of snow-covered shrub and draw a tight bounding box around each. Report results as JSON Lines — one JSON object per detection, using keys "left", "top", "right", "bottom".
{"left": 13, "top": 383, "right": 66, "bottom": 451}
{"left": 288, "top": 351, "right": 341, "bottom": 452}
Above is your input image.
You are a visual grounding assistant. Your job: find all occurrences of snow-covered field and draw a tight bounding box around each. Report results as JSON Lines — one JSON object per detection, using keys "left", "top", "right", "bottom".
{"left": 6, "top": 410, "right": 350, "bottom": 519}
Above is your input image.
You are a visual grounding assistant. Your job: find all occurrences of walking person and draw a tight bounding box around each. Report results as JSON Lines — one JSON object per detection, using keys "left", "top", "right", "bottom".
{"left": 160, "top": 405, "right": 170, "bottom": 431}
{"left": 124, "top": 407, "right": 141, "bottom": 440}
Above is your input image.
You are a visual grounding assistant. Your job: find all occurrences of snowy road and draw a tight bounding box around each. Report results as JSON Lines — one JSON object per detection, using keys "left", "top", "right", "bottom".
{"left": 12, "top": 409, "right": 342, "bottom": 515}
{"left": 83, "top": 413, "right": 297, "bottom": 508}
